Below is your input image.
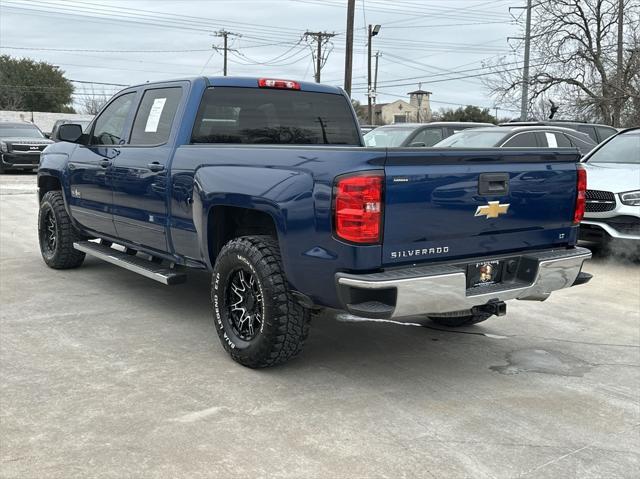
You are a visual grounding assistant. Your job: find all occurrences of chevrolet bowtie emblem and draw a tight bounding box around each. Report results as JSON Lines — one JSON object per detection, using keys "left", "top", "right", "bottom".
{"left": 475, "top": 201, "right": 510, "bottom": 219}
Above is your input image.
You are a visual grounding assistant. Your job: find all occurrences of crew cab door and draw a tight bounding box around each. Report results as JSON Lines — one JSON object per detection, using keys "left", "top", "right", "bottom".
{"left": 67, "top": 92, "right": 137, "bottom": 237}
{"left": 110, "top": 85, "right": 184, "bottom": 252}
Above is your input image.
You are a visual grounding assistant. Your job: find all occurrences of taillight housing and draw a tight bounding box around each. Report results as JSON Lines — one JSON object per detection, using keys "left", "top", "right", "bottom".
{"left": 334, "top": 172, "right": 384, "bottom": 244}
{"left": 258, "top": 78, "right": 301, "bottom": 90}
{"left": 573, "top": 164, "right": 587, "bottom": 224}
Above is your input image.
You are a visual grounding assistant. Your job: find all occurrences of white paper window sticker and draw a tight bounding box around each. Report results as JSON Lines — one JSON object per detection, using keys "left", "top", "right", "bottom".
{"left": 145, "top": 98, "right": 167, "bottom": 133}
{"left": 545, "top": 132, "right": 558, "bottom": 147}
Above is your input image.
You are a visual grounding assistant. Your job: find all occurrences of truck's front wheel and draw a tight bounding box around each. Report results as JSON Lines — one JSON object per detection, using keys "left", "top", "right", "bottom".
{"left": 38, "top": 191, "right": 86, "bottom": 269}
{"left": 211, "top": 235, "right": 310, "bottom": 368}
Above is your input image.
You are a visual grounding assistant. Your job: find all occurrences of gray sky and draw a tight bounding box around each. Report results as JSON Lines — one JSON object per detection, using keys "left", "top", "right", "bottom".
{"left": 0, "top": 0, "right": 524, "bottom": 116}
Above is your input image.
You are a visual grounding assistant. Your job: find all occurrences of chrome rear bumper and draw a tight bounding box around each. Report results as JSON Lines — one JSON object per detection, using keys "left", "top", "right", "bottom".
{"left": 336, "top": 247, "right": 592, "bottom": 319}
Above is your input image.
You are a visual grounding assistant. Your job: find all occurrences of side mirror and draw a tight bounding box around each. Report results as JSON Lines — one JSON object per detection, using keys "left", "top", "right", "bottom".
{"left": 57, "top": 124, "right": 84, "bottom": 143}
{"left": 409, "top": 141, "right": 426, "bottom": 147}
{"left": 56, "top": 123, "right": 82, "bottom": 143}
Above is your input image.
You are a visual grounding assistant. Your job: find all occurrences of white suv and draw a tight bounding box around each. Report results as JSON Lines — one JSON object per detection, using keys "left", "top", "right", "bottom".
{"left": 580, "top": 128, "right": 640, "bottom": 247}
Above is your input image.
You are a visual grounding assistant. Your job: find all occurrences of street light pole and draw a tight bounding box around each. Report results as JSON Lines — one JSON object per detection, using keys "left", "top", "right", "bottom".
{"left": 520, "top": 0, "right": 532, "bottom": 121}
{"left": 343, "top": 0, "right": 356, "bottom": 96}
{"left": 367, "top": 24, "right": 381, "bottom": 125}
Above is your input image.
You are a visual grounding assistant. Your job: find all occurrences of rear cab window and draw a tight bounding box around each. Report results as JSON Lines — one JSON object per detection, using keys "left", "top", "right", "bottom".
{"left": 191, "top": 87, "right": 360, "bottom": 145}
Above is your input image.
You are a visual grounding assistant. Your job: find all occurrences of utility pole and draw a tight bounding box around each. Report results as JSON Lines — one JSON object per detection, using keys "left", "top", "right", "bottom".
{"left": 367, "top": 24, "right": 381, "bottom": 124}
{"left": 213, "top": 30, "right": 240, "bottom": 76}
{"left": 520, "top": 0, "right": 532, "bottom": 121}
{"left": 372, "top": 51, "right": 381, "bottom": 125}
{"left": 614, "top": 0, "right": 624, "bottom": 126}
{"left": 343, "top": 0, "right": 356, "bottom": 96}
{"left": 304, "top": 31, "right": 337, "bottom": 83}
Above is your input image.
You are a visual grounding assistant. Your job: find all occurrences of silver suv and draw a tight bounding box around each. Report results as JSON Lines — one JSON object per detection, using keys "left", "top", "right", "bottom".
{"left": 580, "top": 128, "right": 640, "bottom": 247}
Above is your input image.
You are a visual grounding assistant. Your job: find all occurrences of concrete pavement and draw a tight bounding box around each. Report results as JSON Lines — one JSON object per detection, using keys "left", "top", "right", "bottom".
{"left": 1, "top": 173, "right": 638, "bottom": 478}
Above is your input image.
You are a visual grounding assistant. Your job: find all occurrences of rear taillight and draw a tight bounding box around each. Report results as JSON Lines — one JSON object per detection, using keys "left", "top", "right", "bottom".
{"left": 258, "top": 78, "right": 301, "bottom": 90}
{"left": 573, "top": 164, "right": 587, "bottom": 224}
{"left": 334, "top": 172, "right": 383, "bottom": 244}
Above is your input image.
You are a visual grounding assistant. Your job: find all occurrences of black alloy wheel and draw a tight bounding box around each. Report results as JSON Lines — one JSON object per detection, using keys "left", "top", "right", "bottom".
{"left": 41, "top": 208, "right": 58, "bottom": 255}
{"left": 228, "top": 268, "right": 264, "bottom": 341}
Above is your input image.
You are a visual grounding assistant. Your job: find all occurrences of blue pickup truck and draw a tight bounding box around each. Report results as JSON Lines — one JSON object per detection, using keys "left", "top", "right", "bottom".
{"left": 37, "top": 76, "right": 592, "bottom": 368}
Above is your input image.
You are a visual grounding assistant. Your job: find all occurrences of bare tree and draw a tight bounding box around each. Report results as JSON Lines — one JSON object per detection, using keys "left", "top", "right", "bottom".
{"left": 80, "top": 94, "right": 109, "bottom": 115}
{"left": 485, "top": 0, "right": 639, "bottom": 126}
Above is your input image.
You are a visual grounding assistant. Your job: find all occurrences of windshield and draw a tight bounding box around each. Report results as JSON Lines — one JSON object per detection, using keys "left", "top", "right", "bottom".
{"left": 587, "top": 132, "right": 640, "bottom": 164}
{"left": 0, "top": 126, "right": 44, "bottom": 138}
{"left": 435, "top": 129, "right": 506, "bottom": 147}
{"left": 364, "top": 128, "right": 415, "bottom": 147}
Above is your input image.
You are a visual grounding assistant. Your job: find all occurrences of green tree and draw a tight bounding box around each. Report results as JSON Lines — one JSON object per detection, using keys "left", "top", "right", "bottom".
{"left": 436, "top": 105, "right": 497, "bottom": 123}
{"left": 0, "top": 55, "right": 75, "bottom": 112}
{"left": 351, "top": 99, "right": 367, "bottom": 122}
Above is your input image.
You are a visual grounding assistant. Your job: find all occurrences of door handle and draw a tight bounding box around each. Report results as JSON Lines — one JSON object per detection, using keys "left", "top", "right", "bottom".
{"left": 99, "top": 159, "right": 111, "bottom": 168}
{"left": 147, "top": 162, "right": 165, "bottom": 172}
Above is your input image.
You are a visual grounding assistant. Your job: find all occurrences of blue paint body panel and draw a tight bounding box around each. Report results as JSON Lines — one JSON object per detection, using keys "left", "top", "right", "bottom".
{"left": 38, "top": 76, "right": 582, "bottom": 310}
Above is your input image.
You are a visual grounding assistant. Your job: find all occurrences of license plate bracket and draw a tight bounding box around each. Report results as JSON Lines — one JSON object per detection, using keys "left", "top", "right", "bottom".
{"left": 467, "top": 260, "right": 504, "bottom": 288}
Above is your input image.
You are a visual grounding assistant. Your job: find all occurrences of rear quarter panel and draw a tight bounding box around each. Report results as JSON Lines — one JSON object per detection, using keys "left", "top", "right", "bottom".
{"left": 169, "top": 145, "right": 386, "bottom": 307}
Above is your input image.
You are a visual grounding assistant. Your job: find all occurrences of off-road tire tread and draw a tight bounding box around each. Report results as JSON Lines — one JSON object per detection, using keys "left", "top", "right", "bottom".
{"left": 39, "top": 190, "right": 85, "bottom": 269}
{"left": 213, "top": 235, "right": 310, "bottom": 368}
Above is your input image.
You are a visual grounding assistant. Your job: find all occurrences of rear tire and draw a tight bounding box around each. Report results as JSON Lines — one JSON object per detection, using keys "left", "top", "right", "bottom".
{"left": 211, "top": 235, "right": 310, "bottom": 368}
{"left": 38, "top": 191, "right": 86, "bottom": 269}
{"left": 426, "top": 310, "right": 492, "bottom": 328}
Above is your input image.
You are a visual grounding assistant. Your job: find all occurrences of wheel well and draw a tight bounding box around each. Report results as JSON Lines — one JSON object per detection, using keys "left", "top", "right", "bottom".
{"left": 38, "top": 175, "right": 61, "bottom": 201}
{"left": 208, "top": 206, "right": 278, "bottom": 264}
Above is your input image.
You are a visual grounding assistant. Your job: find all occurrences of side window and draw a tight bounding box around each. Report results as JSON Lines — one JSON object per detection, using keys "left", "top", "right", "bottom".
{"left": 596, "top": 126, "right": 616, "bottom": 142}
{"left": 411, "top": 128, "right": 444, "bottom": 146}
{"left": 503, "top": 132, "right": 538, "bottom": 147}
{"left": 555, "top": 133, "right": 572, "bottom": 147}
{"left": 130, "top": 87, "right": 183, "bottom": 145}
{"left": 577, "top": 125, "right": 598, "bottom": 142}
{"left": 91, "top": 93, "right": 135, "bottom": 145}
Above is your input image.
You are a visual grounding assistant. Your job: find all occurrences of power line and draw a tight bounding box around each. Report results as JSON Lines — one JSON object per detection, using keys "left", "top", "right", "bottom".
{"left": 0, "top": 46, "right": 212, "bottom": 53}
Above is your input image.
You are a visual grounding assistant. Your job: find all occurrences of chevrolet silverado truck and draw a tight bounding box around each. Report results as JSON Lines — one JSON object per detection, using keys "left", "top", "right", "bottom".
{"left": 37, "top": 76, "right": 592, "bottom": 368}
{"left": 1, "top": 122, "right": 53, "bottom": 173}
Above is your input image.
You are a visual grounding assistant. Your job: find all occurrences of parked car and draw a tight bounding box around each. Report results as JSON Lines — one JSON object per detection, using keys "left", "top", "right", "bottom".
{"left": 50, "top": 119, "right": 92, "bottom": 141}
{"left": 0, "top": 122, "right": 53, "bottom": 173}
{"left": 435, "top": 125, "right": 597, "bottom": 155}
{"left": 38, "top": 76, "right": 592, "bottom": 368}
{"left": 579, "top": 127, "right": 639, "bottom": 248}
{"left": 502, "top": 121, "right": 617, "bottom": 144}
{"left": 363, "top": 122, "right": 494, "bottom": 147}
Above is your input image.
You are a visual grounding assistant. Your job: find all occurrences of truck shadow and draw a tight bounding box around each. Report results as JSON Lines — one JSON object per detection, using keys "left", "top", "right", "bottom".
{"left": 79, "top": 258, "right": 513, "bottom": 379}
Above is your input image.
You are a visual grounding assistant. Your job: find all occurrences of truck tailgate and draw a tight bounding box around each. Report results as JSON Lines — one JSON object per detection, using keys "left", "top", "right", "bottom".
{"left": 382, "top": 149, "right": 581, "bottom": 266}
